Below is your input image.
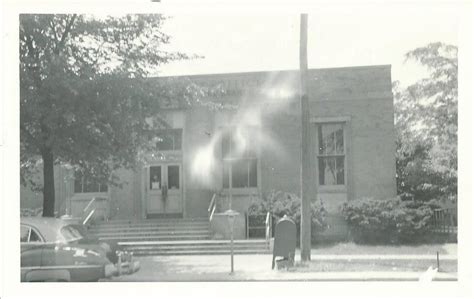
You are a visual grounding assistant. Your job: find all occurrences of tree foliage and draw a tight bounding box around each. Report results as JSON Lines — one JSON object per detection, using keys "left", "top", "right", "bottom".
{"left": 394, "top": 42, "right": 457, "bottom": 203}
{"left": 20, "top": 14, "right": 192, "bottom": 216}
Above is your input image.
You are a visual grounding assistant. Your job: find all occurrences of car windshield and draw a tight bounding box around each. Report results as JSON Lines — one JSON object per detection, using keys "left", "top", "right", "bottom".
{"left": 60, "top": 225, "right": 84, "bottom": 242}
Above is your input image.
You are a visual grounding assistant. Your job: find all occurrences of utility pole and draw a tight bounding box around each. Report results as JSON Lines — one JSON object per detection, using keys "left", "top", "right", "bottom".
{"left": 299, "top": 13, "right": 313, "bottom": 262}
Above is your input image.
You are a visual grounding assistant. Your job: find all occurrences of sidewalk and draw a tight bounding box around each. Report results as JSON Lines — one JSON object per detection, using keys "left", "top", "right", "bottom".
{"left": 304, "top": 254, "right": 457, "bottom": 260}
{"left": 105, "top": 252, "right": 458, "bottom": 282}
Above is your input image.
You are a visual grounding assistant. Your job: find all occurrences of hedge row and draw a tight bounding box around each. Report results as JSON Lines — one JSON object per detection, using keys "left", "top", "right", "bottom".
{"left": 248, "top": 191, "right": 446, "bottom": 244}
{"left": 341, "top": 197, "right": 443, "bottom": 244}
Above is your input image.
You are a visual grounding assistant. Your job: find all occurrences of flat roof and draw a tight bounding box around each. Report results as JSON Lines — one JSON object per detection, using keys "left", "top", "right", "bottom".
{"left": 154, "top": 64, "right": 391, "bottom": 81}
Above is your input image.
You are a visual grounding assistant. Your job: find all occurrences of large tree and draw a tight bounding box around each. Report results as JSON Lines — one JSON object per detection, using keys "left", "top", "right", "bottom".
{"left": 394, "top": 42, "right": 457, "bottom": 203}
{"left": 20, "top": 14, "right": 192, "bottom": 217}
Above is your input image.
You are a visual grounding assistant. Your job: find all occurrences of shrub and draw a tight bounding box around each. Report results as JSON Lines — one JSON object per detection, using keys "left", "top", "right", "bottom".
{"left": 341, "top": 197, "right": 436, "bottom": 244}
{"left": 20, "top": 207, "right": 43, "bottom": 217}
{"left": 247, "top": 190, "right": 329, "bottom": 234}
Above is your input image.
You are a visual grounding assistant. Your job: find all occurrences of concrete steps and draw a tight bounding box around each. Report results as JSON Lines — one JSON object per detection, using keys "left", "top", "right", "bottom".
{"left": 97, "top": 234, "right": 211, "bottom": 242}
{"left": 89, "top": 218, "right": 270, "bottom": 255}
{"left": 89, "top": 218, "right": 211, "bottom": 242}
{"left": 91, "top": 219, "right": 209, "bottom": 229}
{"left": 89, "top": 225, "right": 209, "bottom": 232}
{"left": 92, "top": 230, "right": 211, "bottom": 238}
{"left": 118, "top": 240, "right": 270, "bottom": 256}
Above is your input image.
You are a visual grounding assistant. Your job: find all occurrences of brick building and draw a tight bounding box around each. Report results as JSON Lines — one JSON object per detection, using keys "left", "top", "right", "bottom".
{"left": 21, "top": 65, "right": 397, "bottom": 229}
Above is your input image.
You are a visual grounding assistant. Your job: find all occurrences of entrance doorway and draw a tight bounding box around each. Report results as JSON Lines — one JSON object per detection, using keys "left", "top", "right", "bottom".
{"left": 146, "top": 164, "right": 183, "bottom": 216}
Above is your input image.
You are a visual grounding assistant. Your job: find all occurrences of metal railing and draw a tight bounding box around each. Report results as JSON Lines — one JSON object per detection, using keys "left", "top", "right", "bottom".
{"left": 81, "top": 197, "right": 97, "bottom": 226}
{"left": 81, "top": 196, "right": 109, "bottom": 226}
{"left": 83, "top": 197, "right": 97, "bottom": 215}
{"left": 82, "top": 209, "right": 96, "bottom": 226}
{"left": 265, "top": 212, "right": 272, "bottom": 247}
{"left": 431, "top": 207, "right": 457, "bottom": 234}
{"left": 208, "top": 193, "right": 217, "bottom": 222}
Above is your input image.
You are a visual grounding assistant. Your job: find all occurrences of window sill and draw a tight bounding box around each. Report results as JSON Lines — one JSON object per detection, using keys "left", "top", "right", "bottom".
{"left": 317, "top": 185, "right": 347, "bottom": 194}
{"left": 71, "top": 193, "right": 109, "bottom": 200}
{"left": 221, "top": 187, "right": 259, "bottom": 196}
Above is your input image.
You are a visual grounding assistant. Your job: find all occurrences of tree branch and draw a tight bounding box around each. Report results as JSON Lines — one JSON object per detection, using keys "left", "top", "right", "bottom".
{"left": 55, "top": 14, "right": 77, "bottom": 55}
{"left": 23, "top": 33, "right": 43, "bottom": 90}
{"left": 20, "top": 123, "right": 42, "bottom": 151}
{"left": 49, "top": 18, "right": 59, "bottom": 45}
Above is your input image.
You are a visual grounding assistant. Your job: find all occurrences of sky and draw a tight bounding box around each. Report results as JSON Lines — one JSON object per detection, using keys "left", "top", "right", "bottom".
{"left": 156, "top": 6, "right": 460, "bottom": 87}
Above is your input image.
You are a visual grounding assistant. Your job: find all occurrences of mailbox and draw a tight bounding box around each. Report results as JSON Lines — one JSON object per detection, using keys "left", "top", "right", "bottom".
{"left": 272, "top": 215, "right": 296, "bottom": 269}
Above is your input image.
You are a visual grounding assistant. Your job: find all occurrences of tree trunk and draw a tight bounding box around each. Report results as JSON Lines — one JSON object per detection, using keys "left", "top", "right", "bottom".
{"left": 299, "top": 13, "right": 314, "bottom": 262}
{"left": 41, "top": 147, "right": 56, "bottom": 217}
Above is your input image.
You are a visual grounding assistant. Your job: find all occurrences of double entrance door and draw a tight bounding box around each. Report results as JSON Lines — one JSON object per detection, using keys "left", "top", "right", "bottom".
{"left": 146, "top": 164, "right": 182, "bottom": 215}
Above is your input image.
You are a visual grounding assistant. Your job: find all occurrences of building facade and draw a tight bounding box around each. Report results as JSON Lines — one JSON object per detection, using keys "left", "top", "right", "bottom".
{"left": 21, "top": 65, "right": 397, "bottom": 221}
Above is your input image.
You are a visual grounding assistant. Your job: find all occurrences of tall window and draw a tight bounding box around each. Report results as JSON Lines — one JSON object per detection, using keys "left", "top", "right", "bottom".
{"left": 317, "top": 123, "right": 345, "bottom": 186}
{"left": 222, "top": 127, "right": 258, "bottom": 188}
{"left": 74, "top": 171, "right": 108, "bottom": 193}
{"left": 156, "top": 129, "right": 182, "bottom": 151}
{"left": 168, "top": 165, "right": 180, "bottom": 189}
{"left": 149, "top": 166, "right": 162, "bottom": 190}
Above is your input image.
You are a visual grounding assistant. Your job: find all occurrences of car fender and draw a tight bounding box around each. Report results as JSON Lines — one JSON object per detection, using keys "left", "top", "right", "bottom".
{"left": 24, "top": 269, "right": 71, "bottom": 282}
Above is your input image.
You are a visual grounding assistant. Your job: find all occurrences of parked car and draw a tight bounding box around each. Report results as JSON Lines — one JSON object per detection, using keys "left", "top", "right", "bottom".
{"left": 68, "top": 222, "right": 140, "bottom": 275}
{"left": 20, "top": 217, "right": 138, "bottom": 282}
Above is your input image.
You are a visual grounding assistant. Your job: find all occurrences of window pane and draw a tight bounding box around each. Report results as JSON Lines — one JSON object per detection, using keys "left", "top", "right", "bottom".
{"left": 223, "top": 162, "right": 230, "bottom": 188}
{"left": 223, "top": 127, "right": 253, "bottom": 158}
{"left": 336, "top": 157, "right": 345, "bottom": 184}
{"left": 74, "top": 171, "right": 107, "bottom": 193}
{"left": 325, "top": 132, "right": 335, "bottom": 154}
{"left": 173, "top": 130, "right": 182, "bottom": 150}
{"left": 99, "top": 184, "right": 108, "bottom": 193}
{"left": 84, "top": 179, "right": 99, "bottom": 193}
{"left": 318, "top": 123, "right": 345, "bottom": 186}
{"left": 157, "top": 135, "right": 174, "bottom": 151}
{"left": 318, "top": 157, "right": 324, "bottom": 185}
{"left": 319, "top": 157, "right": 337, "bottom": 185}
{"left": 232, "top": 128, "right": 248, "bottom": 157}
{"left": 245, "top": 131, "right": 257, "bottom": 158}
{"left": 156, "top": 129, "right": 182, "bottom": 151}
{"left": 74, "top": 176, "right": 82, "bottom": 193}
{"left": 248, "top": 159, "right": 258, "bottom": 187}
{"left": 328, "top": 157, "right": 337, "bottom": 185}
{"left": 320, "top": 124, "right": 344, "bottom": 155}
{"left": 322, "top": 125, "right": 335, "bottom": 154}
{"left": 20, "top": 226, "right": 29, "bottom": 242}
{"left": 168, "top": 165, "right": 180, "bottom": 189}
{"left": 318, "top": 125, "right": 324, "bottom": 154}
{"left": 222, "top": 126, "right": 258, "bottom": 189}
{"left": 319, "top": 157, "right": 345, "bottom": 186}
{"left": 222, "top": 132, "right": 231, "bottom": 159}
{"left": 150, "top": 166, "right": 161, "bottom": 189}
{"left": 335, "top": 126, "right": 344, "bottom": 154}
{"left": 29, "top": 229, "right": 42, "bottom": 242}
{"left": 246, "top": 146, "right": 257, "bottom": 158}
{"left": 230, "top": 159, "right": 258, "bottom": 188}
{"left": 232, "top": 160, "right": 248, "bottom": 188}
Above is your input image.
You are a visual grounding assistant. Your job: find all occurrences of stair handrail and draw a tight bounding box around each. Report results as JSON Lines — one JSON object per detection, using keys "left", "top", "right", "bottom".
{"left": 208, "top": 193, "right": 217, "bottom": 222}
{"left": 82, "top": 209, "right": 96, "bottom": 226}
{"left": 83, "top": 197, "right": 97, "bottom": 214}
{"left": 265, "top": 211, "right": 272, "bottom": 245}
{"left": 80, "top": 197, "right": 97, "bottom": 225}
